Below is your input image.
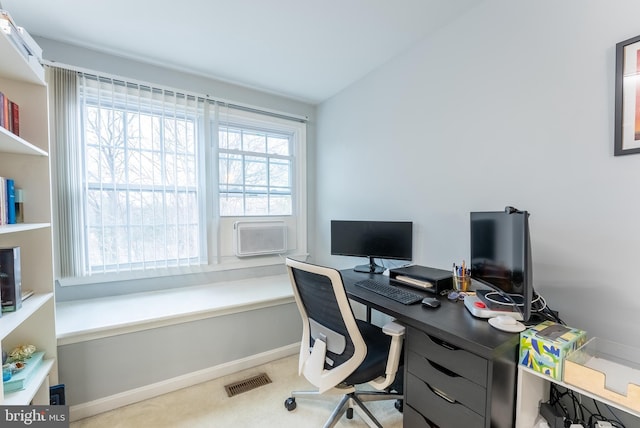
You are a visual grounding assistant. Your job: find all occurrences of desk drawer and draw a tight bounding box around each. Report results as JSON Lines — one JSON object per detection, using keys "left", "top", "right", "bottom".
{"left": 404, "top": 404, "right": 437, "bottom": 428}
{"left": 406, "top": 372, "right": 484, "bottom": 428}
{"left": 408, "top": 350, "right": 486, "bottom": 416}
{"left": 408, "top": 327, "right": 487, "bottom": 386}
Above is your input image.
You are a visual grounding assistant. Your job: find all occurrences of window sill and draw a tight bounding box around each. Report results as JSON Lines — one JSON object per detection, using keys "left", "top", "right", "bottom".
{"left": 56, "top": 254, "right": 301, "bottom": 287}
{"left": 55, "top": 274, "right": 293, "bottom": 346}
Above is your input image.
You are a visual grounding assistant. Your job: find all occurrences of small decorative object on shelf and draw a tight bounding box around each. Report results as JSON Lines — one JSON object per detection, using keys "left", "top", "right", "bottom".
{"left": 3, "top": 344, "right": 36, "bottom": 388}
{"left": 3, "top": 349, "right": 45, "bottom": 393}
{"left": 8, "top": 344, "right": 36, "bottom": 362}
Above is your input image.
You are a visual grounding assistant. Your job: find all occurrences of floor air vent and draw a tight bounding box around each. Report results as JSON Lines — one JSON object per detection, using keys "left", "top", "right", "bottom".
{"left": 224, "top": 373, "right": 272, "bottom": 397}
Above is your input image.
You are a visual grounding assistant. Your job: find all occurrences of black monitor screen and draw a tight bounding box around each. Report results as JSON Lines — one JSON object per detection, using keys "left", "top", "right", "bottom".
{"left": 331, "top": 220, "right": 413, "bottom": 274}
{"left": 470, "top": 209, "right": 533, "bottom": 321}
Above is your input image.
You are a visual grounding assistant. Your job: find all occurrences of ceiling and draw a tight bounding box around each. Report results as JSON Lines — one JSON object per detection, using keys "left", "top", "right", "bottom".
{"left": 2, "top": 0, "right": 481, "bottom": 104}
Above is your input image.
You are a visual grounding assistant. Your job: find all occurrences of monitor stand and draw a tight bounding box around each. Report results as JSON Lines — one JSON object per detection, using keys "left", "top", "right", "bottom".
{"left": 463, "top": 290, "right": 523, "bottom": 321}
{"left": 354, "top": 257, "right": 385, "bottom": 274}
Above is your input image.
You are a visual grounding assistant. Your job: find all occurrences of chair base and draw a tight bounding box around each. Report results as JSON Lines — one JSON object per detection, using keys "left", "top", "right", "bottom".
{"left": 285, "top": 388, "right": 403, "bottom": 428}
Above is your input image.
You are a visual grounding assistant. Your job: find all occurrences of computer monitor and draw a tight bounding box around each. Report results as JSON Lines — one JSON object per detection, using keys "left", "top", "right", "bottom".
{"left": 470, "top": 207, "right": 533, "bottom": 322}
{"left": 330, "top": 220, "right": 413, "bottom": 274}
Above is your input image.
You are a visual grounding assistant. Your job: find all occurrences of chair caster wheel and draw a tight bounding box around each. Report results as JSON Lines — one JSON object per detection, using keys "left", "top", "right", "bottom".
{"left": 395, "top": 399, "right": 403, "bottom": 413}
{"left": 284, "top": 397, "right": 296, "bottom": 411}
{"left": 346, "top": 407, "right": 354, "bottom": 419}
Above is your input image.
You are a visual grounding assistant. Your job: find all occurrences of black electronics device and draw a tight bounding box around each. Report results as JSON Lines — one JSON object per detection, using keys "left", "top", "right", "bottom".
{"left": 354, "top": 279, "right": 423, "bottom": 305}
{"left": 331, "top": 220, "right": 413, "bottom": 274}
{"left": 0, "top": 246, "right": 21, "bottom": 313}
{"left": 466, "top": 207, "right": 534, "bottom": 322}
{"left": 421, "top": 297, "right": 441, "bottom": 308}
{"left": 389, "top": 265, "right": 453, "bottom": 294}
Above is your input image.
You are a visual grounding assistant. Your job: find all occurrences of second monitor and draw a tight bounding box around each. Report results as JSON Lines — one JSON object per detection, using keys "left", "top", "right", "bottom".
{"left": 330, "top": 220, "right": 413, "bottom": 274}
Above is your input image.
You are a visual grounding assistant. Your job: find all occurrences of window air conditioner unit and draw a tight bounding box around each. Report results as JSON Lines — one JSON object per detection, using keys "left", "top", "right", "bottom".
{"left": 233, "top": 221, "right": 287, "bottom": 257}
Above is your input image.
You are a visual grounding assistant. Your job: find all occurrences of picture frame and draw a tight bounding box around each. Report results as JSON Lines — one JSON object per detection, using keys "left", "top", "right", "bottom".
{"left": 615, "top": 35, "right": 640, "bottom": 156}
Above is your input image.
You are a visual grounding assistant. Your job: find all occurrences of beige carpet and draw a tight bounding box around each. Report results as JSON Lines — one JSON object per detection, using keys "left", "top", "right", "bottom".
{"left": 70, "top": 354, "right": 403, "bottom": 428}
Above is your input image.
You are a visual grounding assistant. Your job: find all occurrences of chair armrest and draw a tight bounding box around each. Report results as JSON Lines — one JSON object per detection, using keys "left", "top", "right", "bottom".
{"left": 382, "top": 320, "right": 405, "bottom": 336}
{"left": 369, "top": 321, "right": 405, "bottom": 390}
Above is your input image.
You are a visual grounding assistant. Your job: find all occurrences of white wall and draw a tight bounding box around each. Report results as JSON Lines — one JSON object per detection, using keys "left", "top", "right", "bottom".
{"left": 315, "top": 0, "right": 640, "bottom": 345}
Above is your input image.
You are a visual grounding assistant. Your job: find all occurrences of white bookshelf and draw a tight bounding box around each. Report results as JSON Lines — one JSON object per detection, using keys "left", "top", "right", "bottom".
{"left": 0, "top": 23, "right": 56, "bottom": 405}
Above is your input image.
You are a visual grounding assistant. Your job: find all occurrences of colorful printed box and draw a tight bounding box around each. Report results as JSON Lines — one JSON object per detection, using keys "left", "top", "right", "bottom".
{"left": 519, "top": 321, "right": 586, "bottom": 380}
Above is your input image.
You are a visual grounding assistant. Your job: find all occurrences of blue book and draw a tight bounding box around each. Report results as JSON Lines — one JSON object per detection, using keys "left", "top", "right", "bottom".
{"left": 6, "top": 178, "right": 15, "bottom": 224}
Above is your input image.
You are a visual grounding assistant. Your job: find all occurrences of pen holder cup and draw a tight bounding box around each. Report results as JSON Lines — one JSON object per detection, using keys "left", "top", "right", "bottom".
{"left": 453, "top": 275, "right": 471, "bottom": 292}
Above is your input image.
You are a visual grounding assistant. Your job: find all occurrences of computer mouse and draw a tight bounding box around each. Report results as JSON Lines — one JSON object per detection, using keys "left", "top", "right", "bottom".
{"left": 421, "top": 297, "right": 440, "bottom": 308}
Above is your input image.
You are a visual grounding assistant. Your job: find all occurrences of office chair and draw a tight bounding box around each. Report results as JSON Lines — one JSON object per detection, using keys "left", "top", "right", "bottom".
{"left": 283, "top": 257, "right": 405, "bottom": 428}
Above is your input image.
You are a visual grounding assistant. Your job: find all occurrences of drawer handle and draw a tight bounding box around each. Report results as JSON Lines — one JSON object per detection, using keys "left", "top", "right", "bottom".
{"left": 426, "top": 358, "right": 459, "bottom": 378}
{"left": 426, "top": 334, "right": 459, "bottom": 351}
{"left": 428, "top": 384, "right": 456, "bottom": 404}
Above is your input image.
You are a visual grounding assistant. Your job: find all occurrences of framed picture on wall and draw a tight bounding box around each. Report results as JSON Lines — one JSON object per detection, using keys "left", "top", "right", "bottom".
{"left": 615, "top": 34, "right": 640, "bottom": 156}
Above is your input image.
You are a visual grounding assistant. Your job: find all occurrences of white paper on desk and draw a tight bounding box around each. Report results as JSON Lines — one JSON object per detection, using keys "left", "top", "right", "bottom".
{"left": 586, "top": 357, "right": 640, "bottom": 395}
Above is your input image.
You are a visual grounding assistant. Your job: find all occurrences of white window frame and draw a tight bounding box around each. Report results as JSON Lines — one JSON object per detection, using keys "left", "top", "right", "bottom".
{"left": 212, "top": 105, "right": 307, "bottom": 266}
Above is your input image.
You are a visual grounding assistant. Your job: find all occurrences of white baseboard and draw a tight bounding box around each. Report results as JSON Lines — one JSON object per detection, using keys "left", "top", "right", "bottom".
{"left": 69, "top": 343, "right": 299, "bottom": 422}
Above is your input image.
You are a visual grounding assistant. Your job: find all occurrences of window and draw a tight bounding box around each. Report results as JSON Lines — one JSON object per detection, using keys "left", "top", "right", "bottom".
{"left": 218, "top": 125, "right": 293, "bottom": 216}
{"left": 80, "top": 76, "right": 203, "bottom": 274}
{"left": 51, "top": 68, "right": 307, "bottom": 281}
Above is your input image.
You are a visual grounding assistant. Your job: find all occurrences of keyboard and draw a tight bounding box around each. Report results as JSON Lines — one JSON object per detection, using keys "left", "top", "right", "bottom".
{"left": 354, "top": 279, "right": 423, "bottom": 305}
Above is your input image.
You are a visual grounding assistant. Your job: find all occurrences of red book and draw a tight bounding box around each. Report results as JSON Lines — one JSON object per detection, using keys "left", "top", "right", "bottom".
{"left": 10, "top": 101, "right": 19, "bottom": 136}
{"left": 0, "top": 91, "right": 4, "bottom": 128}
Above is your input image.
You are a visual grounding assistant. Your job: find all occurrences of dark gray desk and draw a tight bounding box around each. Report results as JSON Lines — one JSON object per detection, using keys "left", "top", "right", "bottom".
{"left": 341, "top": 269, "right": 519, "bottom": 428}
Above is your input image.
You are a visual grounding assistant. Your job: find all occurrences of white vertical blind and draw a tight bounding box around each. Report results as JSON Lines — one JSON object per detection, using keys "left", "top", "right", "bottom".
{"left": 49, "top": 66, "right": 86, "bottom": 277}
{"left": 52, "top": 68, "right": 206, "bottom": 276}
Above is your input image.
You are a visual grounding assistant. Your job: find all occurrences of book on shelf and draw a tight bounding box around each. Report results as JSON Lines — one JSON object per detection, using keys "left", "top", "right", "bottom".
{"left": 0, "top": 177, "right": 19, "bottom": 225}
{"left": 14, "top": 187, "right": 23, "bottom": 223}
{"left": 0, "top": 91, "right": 20, "bottom": 136}
{"left": 0, "top": 91, "right": 4, "bottom": 128}
{"left": 0, "top": 176, "right": 6, "bottom": 225}
{"left": 9, "top": 100, "right": 18, "bottom": 136}
{"left": 6, "top": 178, "right": 15, "bottom": 224}
{"left": 1, "top": 92, "right": 8, "bottom": 131}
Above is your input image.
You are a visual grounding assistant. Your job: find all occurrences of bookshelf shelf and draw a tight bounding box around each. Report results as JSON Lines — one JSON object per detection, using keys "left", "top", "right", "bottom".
{"left": 0, "top": 223, "right": 50, "bottom": 235}
{"left": 0, "top": 126, "right": 48, "bottom": 156}
{"left": 2, "top": 359, "right": 54, "bottom": 405}
{"left": 0, "top": 293, "right": 53, "bottom": 341}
